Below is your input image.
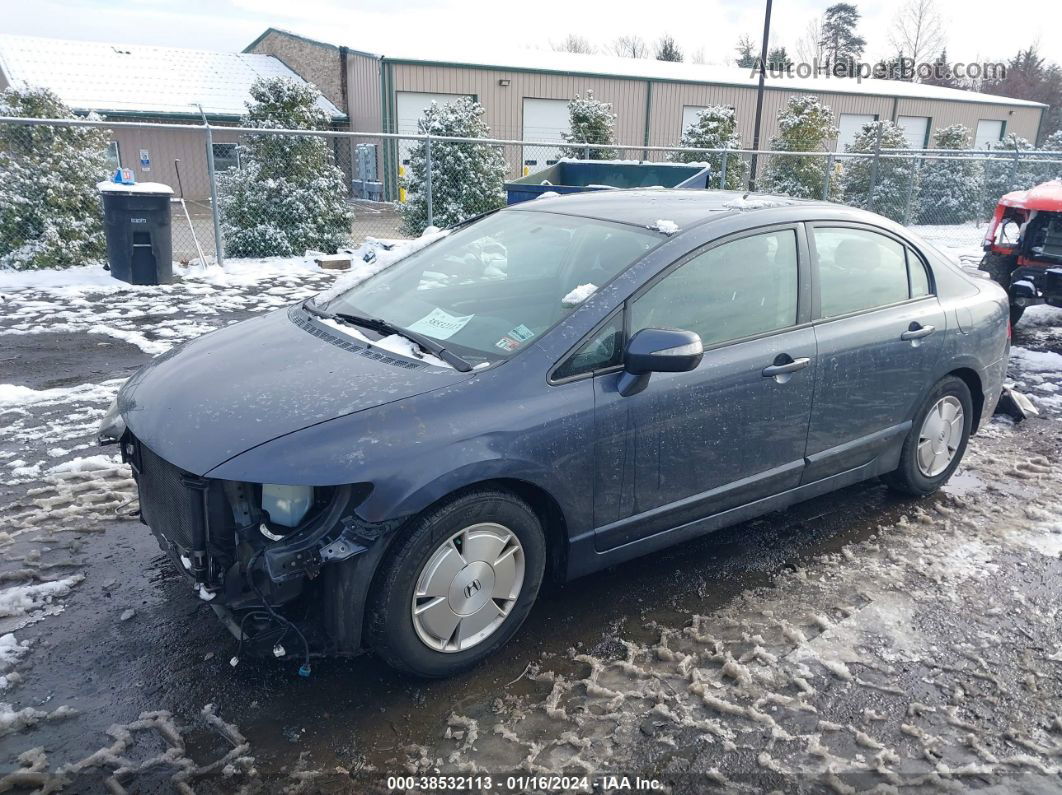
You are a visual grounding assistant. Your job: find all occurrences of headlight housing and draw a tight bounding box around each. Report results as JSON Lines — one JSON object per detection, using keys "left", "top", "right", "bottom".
{"left": 97, "top": 398, "right": 126, "bottom": 445}
{"left": 261, "top": 484, "right": 313, "bottom": 528}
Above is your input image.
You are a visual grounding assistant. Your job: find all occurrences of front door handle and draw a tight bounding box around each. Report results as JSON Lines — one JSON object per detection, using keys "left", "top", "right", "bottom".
{"left": 762, "top": 356, "right": 811, "bottom": 378}
{"left": 900, "top": 323, "right": 935, "bottom": 341}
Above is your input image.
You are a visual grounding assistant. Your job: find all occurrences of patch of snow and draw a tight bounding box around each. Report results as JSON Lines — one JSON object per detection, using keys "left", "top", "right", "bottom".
{"left": 0, "top": 381, "right": 120, "bottom": 409}
{"left": 723, "top": 196, "right": 795, "bottom": 210}
{"left": 536, "top": 191, "right": 561, "bottom": 199}
{"left": 651, "top": 219, "right": 679, "bottom": 234}
{"left": 0, "top": 634, "right": 30, "bottom": 692}
{"left": 1009, "top": 346, "right": 1062, "bottom": 374}
{"left": 0, "top": 34, "right": 344, "bottom": 118}
{"left": 196, "top": 585, "right": 216, "bottom": 602}
{"left": 96, "top": 180, "right": 174, "bottom": 195}
{"left": 561, "top": 283, "right": 598, "bottom": 307}
{"left": 316, "top": 318, "right": 450, "bottom": 369}
{"left": 314, "top": 228, "right": 451, "bottom": 305}
{"left": 0, "top": 702, "right": 77, "bottom": 737}
{"left": 46, "top": 455, "right": 121, "bottom": 475}
{"left": 0, "top": 576, "right": 84, "bottom": 619}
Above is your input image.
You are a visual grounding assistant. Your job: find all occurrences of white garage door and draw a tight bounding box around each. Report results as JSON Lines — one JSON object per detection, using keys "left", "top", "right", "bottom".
{"left": 681, "top": 106, "right": 708, "bottom": 137}
{"left": 522, "top": 98, "right": 570, "bottom": 174}
{"left": 395, "top": 91, "right": 470, "bottom": 175}
{"left": 975, "top": 119, "right": 1005, "bottom": 149}
{"left": 836, "top": 113, "right": 877, "bottom": 152}
{"left": 897, "top": 115, "right": 930, "bottom": 149}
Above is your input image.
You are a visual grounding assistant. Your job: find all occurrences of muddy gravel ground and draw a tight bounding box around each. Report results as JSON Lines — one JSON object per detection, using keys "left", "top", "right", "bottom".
{"left": 1, "top": 263, "right": 1062, "bottom": 794}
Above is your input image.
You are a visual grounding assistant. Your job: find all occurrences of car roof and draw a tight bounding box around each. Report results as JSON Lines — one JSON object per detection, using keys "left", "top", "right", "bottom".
{"left": 506, "top": 188, "right": 830, "bottom": 230}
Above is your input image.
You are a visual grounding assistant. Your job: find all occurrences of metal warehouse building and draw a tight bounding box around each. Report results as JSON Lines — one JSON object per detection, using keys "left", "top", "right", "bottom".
{"left": 248, "top": 27, "right": 1046, "bottom": 195}
{"left": 0, "top": 34, "right": 348, "bottom": 199}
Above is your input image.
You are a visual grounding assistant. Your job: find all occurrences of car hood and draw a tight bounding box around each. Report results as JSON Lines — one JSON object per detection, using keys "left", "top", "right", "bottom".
{"left": 118, "top": 305, "right": 475, "bottom": 475}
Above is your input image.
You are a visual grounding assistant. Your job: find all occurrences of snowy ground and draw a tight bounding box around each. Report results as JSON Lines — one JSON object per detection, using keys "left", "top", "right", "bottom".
{"left": 1, "top": 245, "right": 1061, "bottom": 792}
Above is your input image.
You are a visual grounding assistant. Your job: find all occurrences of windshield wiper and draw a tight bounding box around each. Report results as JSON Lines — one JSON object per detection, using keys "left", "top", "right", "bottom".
{"left": 302, "top": 300, "right": 473, "bottom": 372}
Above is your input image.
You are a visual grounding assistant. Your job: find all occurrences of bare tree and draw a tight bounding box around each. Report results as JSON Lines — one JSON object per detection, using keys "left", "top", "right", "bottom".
{"left": 610, "top": 34, "right": 648, "bottom": 59}
{"left": 690, "top": 47, "right": 707, "bottom": 65}
{"left": 550, "top": 34, "right": 596, "bottom": 55}
{"left": 889, "top": 0, "right": 945, "bottom": 66}
{"left": 795, "top": 17, "right": 826, "bottom": 63}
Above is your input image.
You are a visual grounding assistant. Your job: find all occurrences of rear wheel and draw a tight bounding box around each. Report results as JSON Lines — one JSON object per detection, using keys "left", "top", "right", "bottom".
{"left": 885, "top": 376, "right": 973, "bottom": 497}
{"left": 367, "top": 489, "right": 545, "bottom": 678}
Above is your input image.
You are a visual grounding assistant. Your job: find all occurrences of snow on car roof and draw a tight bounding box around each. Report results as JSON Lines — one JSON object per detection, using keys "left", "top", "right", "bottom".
{"left": 261, "top": 28, "right": 1044, "bottom": 109}
{"left": 0, "top": 34, "right": 346, "bottom": 119}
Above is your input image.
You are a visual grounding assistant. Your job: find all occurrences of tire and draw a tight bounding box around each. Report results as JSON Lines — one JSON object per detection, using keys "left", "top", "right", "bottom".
{"left": 884, "top": 376, "right": 973, "bottom": 497}
{"left": 979, "top": 252, "right": 1017, "bottom": 289}
{"left": 366, "top": 489, "right": 546, "bottom": 678}
{"left": 1010, "top": 303, "right": 1026, "bottom": 327}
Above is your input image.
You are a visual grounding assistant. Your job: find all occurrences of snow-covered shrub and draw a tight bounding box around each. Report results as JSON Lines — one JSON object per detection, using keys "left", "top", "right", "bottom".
{"left": 981, "top": 133, "right": 1036, "bottom": 218}
{"left": 558, "top": 91, "right": 618, "bottom": 160}
{"left": 841, "top": 120, "right": 919, "bottom": 223}
{"left": 400, "top": 97, "right": 507, "bottom": 236}
{"left": 217, "top": 77, "right": 352, "bottom": 258}
{"left": 669, "top": 105, "right": 748, "bottom": 190}
{"left": 761, "top": 96, "right": 839, "bottom": 200}
{"left": 0, "top": 88, "right": 109, "bottom": 270}
{"left": 915, "top": 125, "right": 983, "bottom": 225}
{"left": 1035, "top": 130, "right": 1062, "bottom": 184}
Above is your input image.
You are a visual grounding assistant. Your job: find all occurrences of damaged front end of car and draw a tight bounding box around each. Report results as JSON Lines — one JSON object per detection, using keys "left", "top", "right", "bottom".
{"left": 102, "top": 417, "right": 402, "bottom": 665}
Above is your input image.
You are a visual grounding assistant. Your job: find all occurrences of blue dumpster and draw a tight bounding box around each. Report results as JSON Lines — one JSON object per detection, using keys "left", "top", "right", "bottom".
{"left": 505, "top": 160, "right": 711, "bottom": 205}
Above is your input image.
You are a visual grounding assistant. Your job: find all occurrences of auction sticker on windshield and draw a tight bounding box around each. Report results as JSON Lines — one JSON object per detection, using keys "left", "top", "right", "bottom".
{"left": 407, "top": 308, "right": 474, "bottom": 340}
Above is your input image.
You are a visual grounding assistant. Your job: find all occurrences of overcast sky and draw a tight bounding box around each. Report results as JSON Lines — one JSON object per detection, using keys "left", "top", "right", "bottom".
{"left": 2, "top": 0, "right": 1059, "bottom": 67}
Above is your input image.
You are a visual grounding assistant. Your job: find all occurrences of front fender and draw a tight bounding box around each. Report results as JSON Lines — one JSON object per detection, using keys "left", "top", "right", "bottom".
{"left": 206, "top": 372, "right": 597, "bottom": 539}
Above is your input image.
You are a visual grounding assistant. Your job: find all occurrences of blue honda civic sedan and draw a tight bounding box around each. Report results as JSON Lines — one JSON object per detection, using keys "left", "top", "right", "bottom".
{"left": 99, "top": 190, "right": 1010, "bottom": 677}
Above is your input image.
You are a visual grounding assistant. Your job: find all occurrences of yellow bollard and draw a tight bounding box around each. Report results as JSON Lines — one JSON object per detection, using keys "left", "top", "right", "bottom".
{"left": 398, "top": 164, "right": 407, "bottom": 204}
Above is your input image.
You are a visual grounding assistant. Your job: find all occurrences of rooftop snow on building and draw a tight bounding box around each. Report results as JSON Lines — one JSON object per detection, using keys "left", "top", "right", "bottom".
{"left": 0, "top": 34, "right": 345, "bottom": 119}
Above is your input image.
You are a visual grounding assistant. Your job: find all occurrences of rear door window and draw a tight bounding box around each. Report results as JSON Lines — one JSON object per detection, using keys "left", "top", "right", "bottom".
{"left": 813, "top": 227, "right": 911, "bottom": 317}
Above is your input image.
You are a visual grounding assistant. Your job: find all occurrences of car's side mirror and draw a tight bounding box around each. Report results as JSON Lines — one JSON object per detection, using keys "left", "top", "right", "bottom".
{"left": 618, "top": 328, "right": 703, "bottom": 397}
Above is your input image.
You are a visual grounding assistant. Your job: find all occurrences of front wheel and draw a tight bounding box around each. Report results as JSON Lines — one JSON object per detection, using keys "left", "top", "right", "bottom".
{"left": 884, "top": 376, "right": 973, "bottom": 497}
{"left": 367, "top": 489, "right": 545, "bottom": 678}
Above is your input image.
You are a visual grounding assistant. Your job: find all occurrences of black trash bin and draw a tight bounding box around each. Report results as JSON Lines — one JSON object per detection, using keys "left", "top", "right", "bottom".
{"left": 98, "top": 182, "right": 174, "bottom": 285}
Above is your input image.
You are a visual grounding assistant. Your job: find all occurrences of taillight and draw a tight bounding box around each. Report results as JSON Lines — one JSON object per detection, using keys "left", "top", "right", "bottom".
{"left": 1007, "top": 319, "right": 1012, "bottom": 341}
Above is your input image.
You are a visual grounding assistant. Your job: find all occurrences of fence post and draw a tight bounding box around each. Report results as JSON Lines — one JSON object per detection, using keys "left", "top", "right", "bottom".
{"left": 868, "top": 123, "right": 883, "bottom": 212}
{"left": 822, "top": 152, "right": 836, "bottom": 200}
{"left": 424, "top": 134, "right": 434, "bottom": 229}
{"left": 199, "top": 114, "right": 225, "bottom": 266}
{"left": 903, "top": 154, "right": 921, "bottom": 225}
{"left": 584, "top": 142, "right": 591, "bottom": 160}
{"left": 719, "top": 151, "right": 728, "bottom": 189}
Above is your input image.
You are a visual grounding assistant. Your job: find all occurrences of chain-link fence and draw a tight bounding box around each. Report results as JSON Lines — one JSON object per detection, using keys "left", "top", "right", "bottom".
{"left": 2, "top": 115, "right": 1061, "bottom": 272}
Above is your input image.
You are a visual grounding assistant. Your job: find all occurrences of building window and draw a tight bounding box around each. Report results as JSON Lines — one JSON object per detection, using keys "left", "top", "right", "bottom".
{"left": 974, "top": 119, "right": 1005, "bottom": 149}
{"left": 212, "top": 143, "right": 241, "bottom": 171}
{"left": 104, "top": 141, "right": 121, "bottom": 172}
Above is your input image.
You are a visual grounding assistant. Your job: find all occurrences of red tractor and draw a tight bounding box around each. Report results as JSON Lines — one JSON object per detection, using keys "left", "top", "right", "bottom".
{"left": 980, "top": 180, "right": 1062, "bottom": 324}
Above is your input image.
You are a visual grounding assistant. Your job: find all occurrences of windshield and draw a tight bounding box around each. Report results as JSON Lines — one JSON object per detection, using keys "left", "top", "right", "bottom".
{"left": 322, "top": 210, "right": 659, "bottom": 361}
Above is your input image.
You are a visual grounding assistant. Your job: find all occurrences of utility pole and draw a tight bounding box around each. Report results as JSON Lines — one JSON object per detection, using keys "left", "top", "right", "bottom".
{"left": 748, "top": 0, "right": 774, "bottom": 191}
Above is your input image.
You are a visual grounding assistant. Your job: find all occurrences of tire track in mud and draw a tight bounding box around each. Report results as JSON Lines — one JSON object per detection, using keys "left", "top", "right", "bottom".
{"left": 389, "top": 444, "right": 1062, "bottom": 793}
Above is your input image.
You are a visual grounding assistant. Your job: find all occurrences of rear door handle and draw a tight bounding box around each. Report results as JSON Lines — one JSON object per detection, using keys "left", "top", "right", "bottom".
{"left": 900, "top": 323, "right": 935, "bottom": 341}
{"left": 762, "top": 357, "right": 811, "bottom": 378}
